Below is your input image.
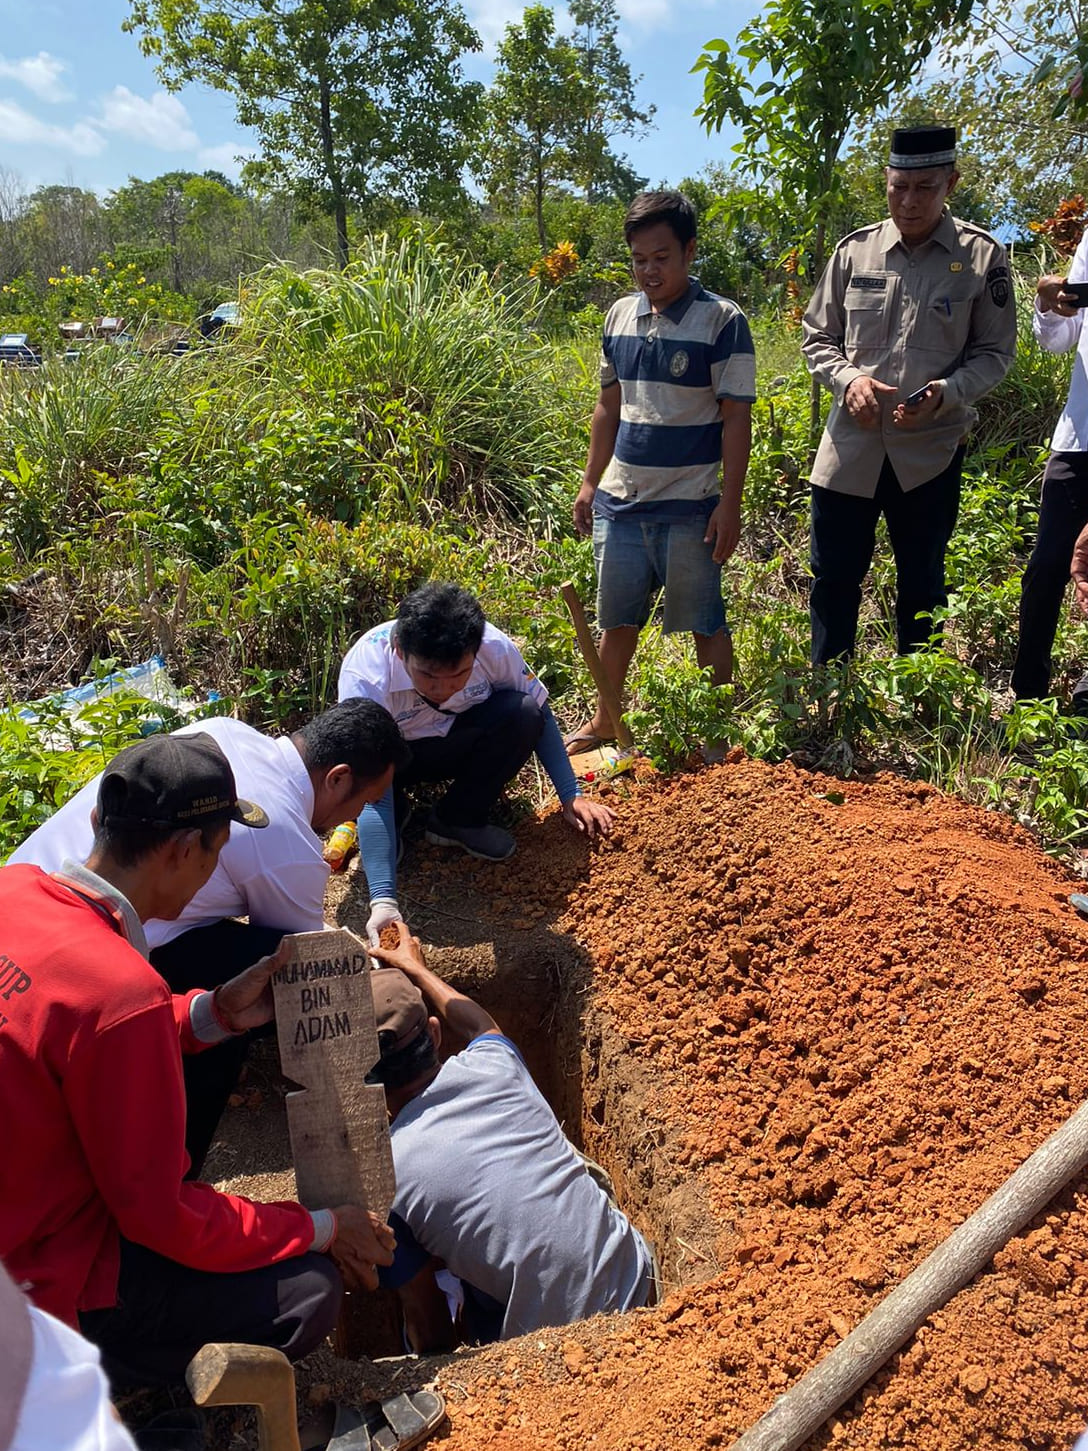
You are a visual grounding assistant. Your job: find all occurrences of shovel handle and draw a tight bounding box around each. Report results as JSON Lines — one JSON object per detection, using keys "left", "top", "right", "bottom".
{"left": 560, "top": 582, "right": 634, "bottom": 749}
{"left": 187, "top": 1343, "right": 302, "bottom": 1451}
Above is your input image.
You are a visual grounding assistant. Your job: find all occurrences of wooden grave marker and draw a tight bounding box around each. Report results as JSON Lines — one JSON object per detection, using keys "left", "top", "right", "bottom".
{"left": 271, "top": 929, "right": 394, "bottom": 1221}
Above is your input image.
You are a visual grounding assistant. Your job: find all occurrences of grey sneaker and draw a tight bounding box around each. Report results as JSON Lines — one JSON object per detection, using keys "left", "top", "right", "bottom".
{"left": 424, "top": 813, "right": 516, "bottom": 861}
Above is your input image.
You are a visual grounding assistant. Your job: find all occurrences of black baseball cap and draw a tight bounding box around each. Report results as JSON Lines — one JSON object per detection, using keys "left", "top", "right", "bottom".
{"left": 97, "top": 732, "right": 269, "bottom": 831}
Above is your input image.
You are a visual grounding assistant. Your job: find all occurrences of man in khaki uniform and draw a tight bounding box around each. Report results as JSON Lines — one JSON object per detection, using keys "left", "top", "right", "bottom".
{"left": 802, "top": 125, "right": 1016, "bottom": 664}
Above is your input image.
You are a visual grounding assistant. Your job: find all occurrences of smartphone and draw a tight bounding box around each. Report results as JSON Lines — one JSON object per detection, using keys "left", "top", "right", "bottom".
{"left": 1061, "top": 280, "right": 1088, "bottom": 308}
{"left": 905, "top": 385, "right": 932, "bottom": 407}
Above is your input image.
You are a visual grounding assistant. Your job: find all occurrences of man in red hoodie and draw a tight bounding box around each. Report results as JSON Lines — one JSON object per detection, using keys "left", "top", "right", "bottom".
{"left": 0, "top": 732, "right": 394, "bottom": 1388}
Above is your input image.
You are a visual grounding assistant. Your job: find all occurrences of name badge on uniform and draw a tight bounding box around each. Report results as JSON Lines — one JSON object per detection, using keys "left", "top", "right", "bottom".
{"left": 949, "top": 262, "right": 963, "bottom": 272}
{"left": 849, "top": 275, "right": 887, "bottom": 291}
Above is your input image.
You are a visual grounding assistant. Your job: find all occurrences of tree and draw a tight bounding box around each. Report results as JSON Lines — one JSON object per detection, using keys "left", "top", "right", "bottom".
{"left": 19, "top": 186, "right": 107, "bottom": 284}
{"left": 105, "top": 170, "right": 257, "bottom": 295}
{"left": 478, "top": 2, "right": 654, "bottom": 251}
{"left": 694, "top": 0, "right": 978, "bottom": 280}
{"left": 941, "top": 0, "right": 1088, "bottom": 232}
{"left": 125, "top": 0, "right": 483, "bottom": 269}
{"left": 478, "top": 7, "right": 586, "bottom": 251}
{"left": 567, "top": 0, "right": 653, "bottom": 203}
{"left": 694, "top": 0, "right": 978, "bottom": 438}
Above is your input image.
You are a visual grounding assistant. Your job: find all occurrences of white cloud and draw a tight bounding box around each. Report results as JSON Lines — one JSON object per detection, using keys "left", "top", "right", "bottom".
{"left": 465, "top": 0, "right": 532, "bottom": 52}
{"left": 95, "top": 86, "right": 199, "bottom": 151}
{"left": 616, "top": 0, "right": 716, "bottom": 29}
{"left": 197, "top": 141, "right": 258, "bottom": 180}
{"left": 0, "top": 51, "right": 72, "bottom": 103}
{"left": 0, "top": 98, "right": 103, "bottom": 155}
{"left": 615, "top": 0, "right": 671, "bottom": 28}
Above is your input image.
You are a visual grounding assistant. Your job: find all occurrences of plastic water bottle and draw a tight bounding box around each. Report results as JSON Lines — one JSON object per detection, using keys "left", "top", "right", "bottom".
{"left": 323, "top": 820, "right": 358, "bottom": 871}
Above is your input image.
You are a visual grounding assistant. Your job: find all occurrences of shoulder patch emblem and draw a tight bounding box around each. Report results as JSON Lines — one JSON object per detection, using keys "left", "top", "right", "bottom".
{"left": 849, "top": 275, "right": 887, "bottom": 291}
{"left": 669, "top": 349, "right": 690, "bottom": 377}
{"left": 988, "top": 265, "right": 1009, "bottom": 307}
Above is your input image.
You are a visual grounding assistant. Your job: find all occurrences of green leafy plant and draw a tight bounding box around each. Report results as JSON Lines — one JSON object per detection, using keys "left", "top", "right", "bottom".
{"left": 0, "top": 683, "right": 190, "bottom": 860}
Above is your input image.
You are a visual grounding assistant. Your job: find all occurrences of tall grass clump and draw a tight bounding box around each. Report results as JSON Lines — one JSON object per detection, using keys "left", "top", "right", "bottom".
{"left": 243, "top": 233, "right": 590, "bottom": 531}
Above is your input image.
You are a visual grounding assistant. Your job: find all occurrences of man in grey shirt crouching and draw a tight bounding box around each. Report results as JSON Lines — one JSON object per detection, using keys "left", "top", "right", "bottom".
{"left": 367, "top": 926, "right": 655, "bottom": 1349}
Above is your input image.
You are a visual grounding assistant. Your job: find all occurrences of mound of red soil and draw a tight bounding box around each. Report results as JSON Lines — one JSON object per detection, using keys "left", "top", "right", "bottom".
{"left": 382, "top": 755, "right": 1088, "bottom": 1451}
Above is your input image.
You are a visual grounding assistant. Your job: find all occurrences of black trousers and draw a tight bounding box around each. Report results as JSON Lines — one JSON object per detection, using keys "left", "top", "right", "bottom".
{"left": 1012, "top": 451, "right": 1088, "bottom": 701}
{"left": 399, "top": 689, "right": 544, "bottom": 828}
{"left": 151, "top": 920, "right": 288, "bottom": 1178}
{"left": 810, "top": 447, "right": 965, "bottom": 665}
{"left": 79, "top": 1239, "right": 341, "bottom": 1389}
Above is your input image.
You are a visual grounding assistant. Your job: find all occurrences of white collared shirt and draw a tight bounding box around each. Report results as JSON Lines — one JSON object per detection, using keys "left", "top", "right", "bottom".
{"left": 8, "top": 718, "right": 326, "bottom": 949}
{"left": 338, "top": 621, "right": 549, "bottom": 740}
{"left": 1034, "top": 228, "right": 1088, "bottom": 453}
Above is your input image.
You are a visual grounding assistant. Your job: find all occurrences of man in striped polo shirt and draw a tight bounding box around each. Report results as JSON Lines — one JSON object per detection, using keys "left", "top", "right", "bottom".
{"left": 569, "top": 190, "right": 756, "bottom": 752}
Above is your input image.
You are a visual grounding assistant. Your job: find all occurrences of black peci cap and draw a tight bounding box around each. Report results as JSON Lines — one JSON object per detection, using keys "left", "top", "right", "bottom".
{"left": 889, "top": 125, "right": 956, "bottom": 170}
{"left": 97, "top": 732, "right": 269, "bottom": 832}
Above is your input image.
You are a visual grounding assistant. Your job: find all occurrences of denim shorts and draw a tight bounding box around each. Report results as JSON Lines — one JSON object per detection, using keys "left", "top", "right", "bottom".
{"left": 592, "top": 512, "right": 728, "bottom": 636}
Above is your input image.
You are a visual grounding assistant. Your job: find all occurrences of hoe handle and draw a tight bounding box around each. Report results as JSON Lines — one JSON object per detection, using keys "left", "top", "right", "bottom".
{"left": 560, "top": 582, "right": 634, "bottom": 749}
{"left": 729, "top": 1097, "right": 1088, "bottom": 1451}
{"left": 186, "top": 1343, "right": 302, "bottom": 1451}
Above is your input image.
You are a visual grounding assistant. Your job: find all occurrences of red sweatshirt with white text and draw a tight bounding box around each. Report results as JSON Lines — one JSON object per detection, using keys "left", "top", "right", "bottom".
{"left": 0, "top": 865, "right": 314, "bottom": 1326}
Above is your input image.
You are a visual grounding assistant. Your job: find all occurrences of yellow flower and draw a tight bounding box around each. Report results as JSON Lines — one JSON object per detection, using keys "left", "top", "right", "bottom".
{"left": 48, "top": 277, "right": 58, "bottom": 285}
{"left": 90, "top": 267, "right": 99, "bottom": 276}
{"left": 538, "top": 240, "right": 579, "bottom": 286}
{"left": 137, "top": 276, "right": 146, "bottom": 285}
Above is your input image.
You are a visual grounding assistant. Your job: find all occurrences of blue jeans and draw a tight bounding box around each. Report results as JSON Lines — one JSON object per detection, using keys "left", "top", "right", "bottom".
{"left": 592, "top": 512, "right": 727, "bottom": 636}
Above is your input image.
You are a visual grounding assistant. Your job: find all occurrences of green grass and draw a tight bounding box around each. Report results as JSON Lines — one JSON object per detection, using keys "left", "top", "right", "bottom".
{"left": 2, "top": 243, "right": 1087, "bottom": 860}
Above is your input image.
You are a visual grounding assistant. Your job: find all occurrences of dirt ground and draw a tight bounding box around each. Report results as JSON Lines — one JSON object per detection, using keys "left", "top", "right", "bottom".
{"left": 212, "top": 753, "right": 1088, "bottom": 1451}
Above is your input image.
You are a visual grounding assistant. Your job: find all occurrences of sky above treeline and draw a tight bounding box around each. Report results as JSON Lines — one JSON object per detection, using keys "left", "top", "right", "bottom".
{"left": 0, "top": 0, "right": 757, "bottom": 200}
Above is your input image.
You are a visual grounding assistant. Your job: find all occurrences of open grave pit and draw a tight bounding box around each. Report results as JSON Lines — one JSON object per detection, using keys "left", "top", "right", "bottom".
{"left": 210, "top": 755, "right": 1088, "bottom": 1451}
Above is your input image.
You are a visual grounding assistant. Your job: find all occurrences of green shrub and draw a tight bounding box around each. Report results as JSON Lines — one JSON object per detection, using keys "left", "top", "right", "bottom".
{"left": 0, "top": 685, "right": 190, "bottom": 860}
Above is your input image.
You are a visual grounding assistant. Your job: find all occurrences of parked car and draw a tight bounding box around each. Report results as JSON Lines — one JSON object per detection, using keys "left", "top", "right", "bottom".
{"left": 198, "top": 301, "right": 241, "bottom": 339}
{"left": 0, "top": 332, "right": 42, "bottom": 368}
{"left": 59, "top": 317, "right": 135, "bottom": 362}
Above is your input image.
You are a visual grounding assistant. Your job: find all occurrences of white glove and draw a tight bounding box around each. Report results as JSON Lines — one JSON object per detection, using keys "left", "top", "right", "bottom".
{"left": 366, "top": 897, "right": 403, "bottom": 947}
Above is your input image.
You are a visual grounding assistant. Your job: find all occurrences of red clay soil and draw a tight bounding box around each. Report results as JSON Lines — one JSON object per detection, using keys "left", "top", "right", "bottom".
{"left": 374, "top": 754, "right": 1088, "bottom": 1451}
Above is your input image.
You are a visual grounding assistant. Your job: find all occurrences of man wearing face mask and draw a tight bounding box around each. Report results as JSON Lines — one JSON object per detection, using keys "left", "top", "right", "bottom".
{"left": 338, "top": 582, "right": 615, "bottom": 944}
{"left": 802, "top": 124, "right": 1016, "bottom": 665}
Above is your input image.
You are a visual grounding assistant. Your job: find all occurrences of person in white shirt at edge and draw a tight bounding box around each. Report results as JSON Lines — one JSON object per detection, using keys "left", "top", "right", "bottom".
{"left": 8, "top": 699, "right": 410, "bottom": 1175}
{"left": 338, "top": 583, "right": 615, "bottom": 946}
{"left": 1, "top": 1260, "right": 139, "bottom": 1451}
{"left": 1012, "top": 233, "right": 1088, "bottom": 711}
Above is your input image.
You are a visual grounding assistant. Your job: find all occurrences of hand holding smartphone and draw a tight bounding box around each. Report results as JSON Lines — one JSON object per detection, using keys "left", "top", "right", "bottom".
{"left": 1060, "top": 281, "right": 1088, "bottom": 309}
{"left": 904, "top": 384, "right": 932, "bottom": 407}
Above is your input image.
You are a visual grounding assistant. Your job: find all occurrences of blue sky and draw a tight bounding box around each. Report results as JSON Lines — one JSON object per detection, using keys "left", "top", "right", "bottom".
{"left": 0, "top": 0, "right": 756, "bottom": 201}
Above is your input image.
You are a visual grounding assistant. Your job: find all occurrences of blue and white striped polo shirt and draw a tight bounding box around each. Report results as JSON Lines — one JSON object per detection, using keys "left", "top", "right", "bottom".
{"left": 595, "top": 279, "right": 756, "bottom": 518}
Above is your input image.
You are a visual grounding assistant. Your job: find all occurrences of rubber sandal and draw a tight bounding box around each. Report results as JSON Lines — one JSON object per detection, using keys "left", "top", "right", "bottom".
{"left": 367, "top": 1391, "right": 446, "bottom": 1451}
{"left": 563, "top": 728, "right": 615, "bottom": 757}
{"left": 323, "top": 1391, "right": 447, "bottom": 1451}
